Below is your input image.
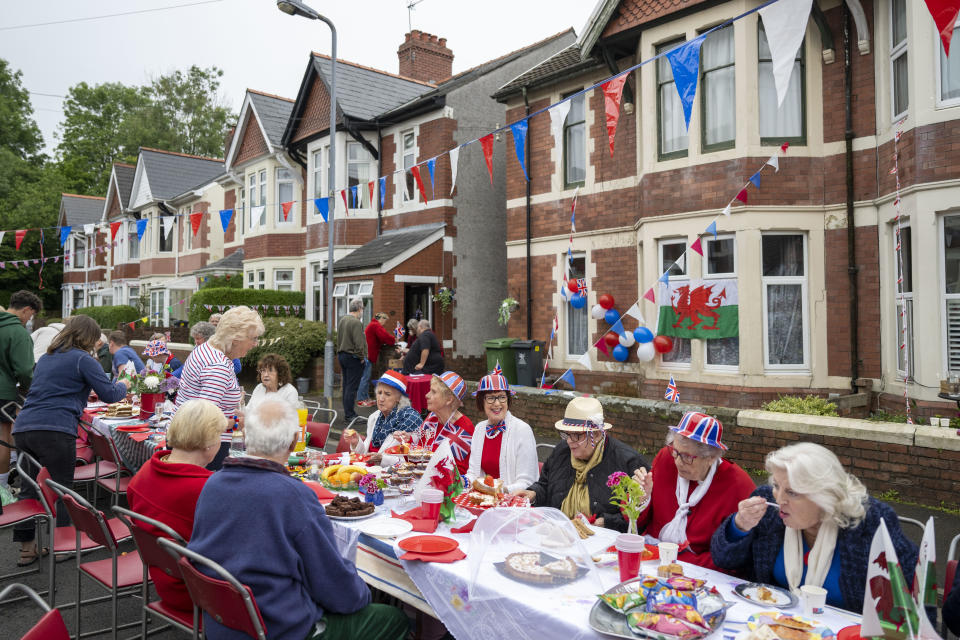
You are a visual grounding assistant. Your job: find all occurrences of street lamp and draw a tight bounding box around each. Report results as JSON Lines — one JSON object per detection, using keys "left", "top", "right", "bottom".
{"left": 277, "top": 0, "right": 338, "bottom": 411}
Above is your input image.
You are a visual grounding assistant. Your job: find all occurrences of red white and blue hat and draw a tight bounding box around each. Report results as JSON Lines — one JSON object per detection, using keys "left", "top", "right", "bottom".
{"left": 435, "top": 371, "right": 466, "bottom": 402}
{"left": 554, "top": 397, "right": 612, "bottom": 432}
{"left": 143, "top": 340, "right": 170, "bottom": 358}
{"left": 670, "top": 411, "right": 727, "bottom": 450}
{"left": 374, "top": 370, "right": 407, "bottom": 395}
{"left": 471, "top": 368, "right": 515, "bottom": 397}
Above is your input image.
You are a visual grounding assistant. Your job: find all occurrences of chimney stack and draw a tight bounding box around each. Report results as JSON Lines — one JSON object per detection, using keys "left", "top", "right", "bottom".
{"left": 398, "top": 30, "right": 453, "bottom": 84}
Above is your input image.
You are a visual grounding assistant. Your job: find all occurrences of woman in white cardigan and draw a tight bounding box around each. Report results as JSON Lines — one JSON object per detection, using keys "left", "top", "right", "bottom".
{"left": 246, "top": 353, "right": 299, "bottom": 411}
{"left": 466, "top": 370, "right": 538, "bottom": 492}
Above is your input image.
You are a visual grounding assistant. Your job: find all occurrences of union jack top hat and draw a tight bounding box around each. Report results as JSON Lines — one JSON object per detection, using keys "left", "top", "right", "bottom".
{"left": 374, "top": 370, "right": 407, "bottom": 396}
{"left": 670, "top": 411, "right": 727, "bottom": 450}
{"left": 471, "top": 369, "right": 515, "bottom": 397}
{"left": 436, "top": 371, "right": 466, "bottom": 403}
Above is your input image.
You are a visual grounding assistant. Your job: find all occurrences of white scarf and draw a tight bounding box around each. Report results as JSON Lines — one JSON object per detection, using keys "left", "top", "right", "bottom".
{"left": 783, "top": 519, "right": 838, "bottom": 593}
{"left": 658, "top": 459, "right": 719, "bottom": 544}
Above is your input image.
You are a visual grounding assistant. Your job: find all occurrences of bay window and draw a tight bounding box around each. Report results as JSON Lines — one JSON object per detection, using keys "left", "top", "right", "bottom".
{"left": 759, "top": 24, "right": 805, "bottom": 143}
{"left": 701, "top": 26, "right": 736, "bottom": 150}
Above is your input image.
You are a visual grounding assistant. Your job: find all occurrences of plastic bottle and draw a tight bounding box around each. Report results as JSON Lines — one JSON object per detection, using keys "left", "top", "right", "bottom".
{"left": 295, "top": 396, "right": 308, "bottom": 452}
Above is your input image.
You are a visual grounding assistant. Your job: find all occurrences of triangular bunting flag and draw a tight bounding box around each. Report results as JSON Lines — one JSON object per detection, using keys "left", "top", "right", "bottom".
{"left": 924, "top": 0, "right": 960, "bottom": 56}
{"left": 83, "top": 223, "right": 95, "bottom": 235}
{"left": 706, "top": 221, "right": 718, "bottom": 239}
{"left": 140, "top": 316, "right": 149, "bottom": 324}
{"left": 759, "top": 0, "right": 813, "bottom": 106}
{"left": 15, "top": 230, "right": 26, "bottom": 250}
{"left": 410, "top": 165, "right": 427, "bottom": 202}
{"left": 510, "top": 119, "right": 529, "bottom": 181}
{"left": 666, "top": 36, "right": 706, "bottom": 131}
{"left": 690, "top": 237, "right": 704, "bottom": 256}
{"left": 643, "top": 288, "right": 656, "bottom": 303}
{"left": 110, "top": 221, "right": 122, "bottom": 241}
{"left": 219, "top": 209, "right": 234, "bottom": 232}
{"left": 479, "top": 134, "right": 495, "bottom": 185}
{"left": 379, "top": 176, "right": 387, "bottom": 208}
{"left": 59, "top": 226, "right": 71, "bottom": 247}
{"left": 340, "top": 189, "right": 349, "bottom": 212}
{"left": 576, "top": 351, "right": 593, "bottom": 371}
{"left": 350, "top": 185, "right": 358, "bottom": 208}
{"left": 556, "top": 369, "right": 575, "bottom": 388}
{"left": 749, "top": 171, "right": 762, "bottom": 188}
{"left": 658, "top": 272, "right": 670, "bottom": 285}
{"left": 128, "top": 322, "right": 136, "bottom": 330}
{"left": 722, "top": 204, "right": 731, "bottom": 217}
{"left": 281, "top": 201, "right": 293, "bottom": 221}
{"left": 594, "top": 336, "right": 610, "bottom": 357}
{"left": 609, "top": 318, "right": 625, "bottom": 337}
{"left": 448, "top": 147, "right": 460, "bottom": 196}
{"left": 190, "top": 212, "right": 203, "bottom": 236}
{"left": 314, "top": 198, "right": 328, "bottom": 223}
{"left": 549, "top": 100, "right": 572, "bottom": 156}
{"left": 136, "top": 218, "right": 147, "bottom": 240}
{"left": 625, "top": 303, "right": 645, "bottom": 325}
{"left": 780, "top": 141, "right": 790, "bottom": 153}
{"left": 161, "top": 216, "right": 175, "bottom": 239}
{"left": 766, "top": 155, "right": 780, "bottom": 172}
{"left": 368, "top": 180, "right": 376, "bottom": 209}
{"left": 735, "top": 189, "right": 748, "bottom": 204}
{"left": 602, "top": 75, "right": 629, "bottom": 156}
{"left": 426, "top": 157, "right": 436, "bottom": 195}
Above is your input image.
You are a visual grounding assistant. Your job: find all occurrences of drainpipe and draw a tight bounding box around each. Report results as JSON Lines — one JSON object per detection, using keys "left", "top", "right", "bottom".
{"left": 523, "top": 86, "right": 532, "bottom": 340}
{"left": 843, "top": 4, "right": 860, "bottom": 393}
{"left": 376, "top": 121, "right": 383, "bottom": 236}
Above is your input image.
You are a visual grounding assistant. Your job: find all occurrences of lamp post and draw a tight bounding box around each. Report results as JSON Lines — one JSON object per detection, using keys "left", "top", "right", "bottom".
{"left": 277, "top": 0, "right": 338, "bottom": 410}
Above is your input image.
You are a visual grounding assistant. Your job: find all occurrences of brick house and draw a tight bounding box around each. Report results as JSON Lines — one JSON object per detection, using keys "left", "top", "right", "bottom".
{"left": 59, "top": 194, "right": 107, "bottom": 316}
{"left": 283, "top": 29, "right": 575, "bottom": 369}
{"left": 493, "top": 0, "right": 960, "bottom": 417}
{"left": 101, "top": 162, "right": 139, "bottom": 308}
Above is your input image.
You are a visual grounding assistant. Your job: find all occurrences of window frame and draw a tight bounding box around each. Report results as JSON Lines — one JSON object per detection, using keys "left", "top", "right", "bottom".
{"left": 894, "top": 220, "right": 914, "bottom": 380}
{"left": 936, "top": 12, "right": 960, "bottom": 107}
{"left": 274, "top": 268, "right": 294, "bottom": 291}
{"left": 758, "top": 23, "right": 807, "bottom": 146}
{"left": 657, "top": 238, "right": 692, "bottom": 369}
{"left": 939, "top": 213, "right": 960, "bottom": 375}
{"left": 157, "top": 214, "right": 173, "bottom": 254}
{"left": 248, "top": 174, "right": 257, "bottom": 231}
{"left": 890, "top": 0, "right": 909, "bottom": 121}
{"left": 256, "top": 269, "right": 265, "bottom": 290}
{"left": 402, "top": 131, "right": 417, "bottom": 203}
{"left": 702, "top": 233, "right": 739, "bottom": 371}
{"left": 657, "top": 39, "right": 690, "bottom": 160}
{"left": 761, "top": 232, "right": 810, "bottom": 372}
{"left": 182, "top": 207, "right": 193, "bottom": 251}
{"left": 563, "top": 91, "right": 587, "bottom": 189}
{"left": 258, "top": 170, "right": 267, "bottom": 227}
{"left": 237, "top": 186, "right": 245, "bottom": 236}
{"left": 347, "top": 141, "right": 371, "bottom": 209}
{"left": 276, "top": 166, "right": 294, "bottom": 225}
{"left": 70, "top": 236, "right": 86, "bottom": 272}
{"left": 564, "top": 252, "right": 589, "bottom": 357}
{"left": 72, "top": 288, "right": 84, "bottom": 312}
{"left": 333, "top": 281, "right": 374, "bottom": 327}
{"left": 126, "top": 220, "right": 139, "bottom": 261}
{"left": 700, "top": 25, "right": 737, "bottom": 153}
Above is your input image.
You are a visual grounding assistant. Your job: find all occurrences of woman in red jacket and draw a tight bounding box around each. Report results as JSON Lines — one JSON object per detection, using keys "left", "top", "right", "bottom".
{"left": 633, "top": 411, "right": 755, "bottom": 570}
{"left": 127, "top": 399, "right": 226, "bottom": 612}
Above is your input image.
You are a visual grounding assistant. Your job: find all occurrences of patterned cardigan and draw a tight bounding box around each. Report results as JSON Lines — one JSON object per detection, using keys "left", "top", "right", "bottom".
{"left": 710, "top": 485, "right": 919, "bottom": 613}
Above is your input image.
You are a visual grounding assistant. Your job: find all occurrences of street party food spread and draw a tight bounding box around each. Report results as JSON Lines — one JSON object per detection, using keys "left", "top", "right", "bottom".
{"left": 323, "top": 495, "right": 375, "bottom": 518}
{"left": 746, "top": 612, "right": 835, "bottom": 640}
{"left": 104, "top": 402, "right": 137, "bottom": 418}
{"left": 453, "top": 490, "right": 529, "bottom": 514}
{"left": 321, "top": 464, "right": 370, "bottom": 488}
{"left": 502, "top": 552, "right": 581, "bottom": 584}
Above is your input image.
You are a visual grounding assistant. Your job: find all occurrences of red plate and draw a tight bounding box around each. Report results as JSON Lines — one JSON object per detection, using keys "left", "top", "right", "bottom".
{"left": 837, "top": 626, "right": 862, "bottom": 640}
{"left": 398, "top": 535, "right": 459, "bottom": 554}
{"left": 116, "top": 424, "right": 151, "bottom": 433}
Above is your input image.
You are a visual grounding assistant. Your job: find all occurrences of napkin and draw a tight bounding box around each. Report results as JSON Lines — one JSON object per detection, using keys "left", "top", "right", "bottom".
{"left": 399, "top": 547, "right": 466, "bottom": 563}
{"left": 302, "top": 481, "right": 337, "bottom": 502}
{"left": 129, "top": 432, "right": 153, "bottom": 442}
{"left": 450, "top": 519, "right": 476, "bottom": 534}
{"left": 391, "top": 506, "right": 438, "bottom": 533}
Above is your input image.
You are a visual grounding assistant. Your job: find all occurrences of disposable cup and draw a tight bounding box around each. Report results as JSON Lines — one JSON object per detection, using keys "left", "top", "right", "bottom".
{"left": 421, "top": 488, "right": 444, "bottom": 523}
{"left": 800, "top": 585, "right": 827, "bottom": 617}
{"left": 615, "top": 533, "right": 645, "bottom": 582}
{"left": 658, "top": 541, "right": 679, "bottom": 565}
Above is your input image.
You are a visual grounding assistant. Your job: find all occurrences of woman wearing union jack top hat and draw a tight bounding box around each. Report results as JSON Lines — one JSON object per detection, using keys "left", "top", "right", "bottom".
{"left": 631, "top": 411, "right": 755, "bottom": 570}
{"left": 465, "top": 367, "right": 538, "bottom": 493}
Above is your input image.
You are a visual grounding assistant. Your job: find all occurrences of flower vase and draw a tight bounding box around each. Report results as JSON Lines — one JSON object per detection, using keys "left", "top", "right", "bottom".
{"left": 364, "top": 489, "right": 384, "bottom": 506}
{"left": 139, "top": 392, "right": 164, "bottom": 419}
{"left": 627, "top": 518, "right": 638, "bottom": 536}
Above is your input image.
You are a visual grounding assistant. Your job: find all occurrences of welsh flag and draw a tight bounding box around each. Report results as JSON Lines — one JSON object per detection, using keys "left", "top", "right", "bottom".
{"left": 657, "top": 278, "right": 738, "bottom": 339}
{"left": 861, "top": 519, "right": 940, "bottom": 640}
{"left": 911, "top": 518, "right": 939, "bottom": 620}
{"left": 415, "top": 440, "right": 463, "bottom": 523}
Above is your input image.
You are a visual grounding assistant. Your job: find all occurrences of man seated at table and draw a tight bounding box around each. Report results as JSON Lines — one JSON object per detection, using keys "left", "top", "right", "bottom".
{"left": 188, "top": 398, "right": 409, "bottom": 640}
{"left": 108, "top": 330, "right": 144, "bottom": 379}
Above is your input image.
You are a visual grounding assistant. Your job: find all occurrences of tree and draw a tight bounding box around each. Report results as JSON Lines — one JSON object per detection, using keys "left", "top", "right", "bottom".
{"left": 0, "top": 59, "right": 44, "bottom": 163}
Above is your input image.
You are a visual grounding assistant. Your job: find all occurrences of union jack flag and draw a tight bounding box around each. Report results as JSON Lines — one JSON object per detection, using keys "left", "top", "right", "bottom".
{"left": 574, "top": 278, "right": 588, "bottom": 294}
{"left": 493, "top": 361, "right": 503, "bottom": 376}
{"left": 664, "top": 376, "right": 680, "bottom": 403}
{"left": 435, "top": 423, "right": 473, "bottom": 461}
{"left": 394, "top": 322, "right": 404, "bottom": 341}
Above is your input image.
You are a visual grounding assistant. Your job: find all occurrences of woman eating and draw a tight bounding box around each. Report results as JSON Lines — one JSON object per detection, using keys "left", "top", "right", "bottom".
{"left": 340, "top": 370, "right": 422, "bottom": 466}
{"left": 127, "top": 399, "right": 224, "bottom": 613}
{"left": 247, "top": 353, "right": 298, "bottom": 410}
{"left": 465, "top": 368, "right": 538, "bottom": 492}
{"left": 513, "top": 397, "right": 648, "bottom": 532}
{"left": 418, "top": 371, "right": 474, "bottom": 475}
{"left": 632, "top": 411, "right": 755, "bottom": 569}
{"left": 711, "top": 442, "right": 919, "bottom": 611}
{"left": 176, "top": 305, "right": 264, "bottom": 469}
{"left": 12, "top": 315, "right": 130, "bottom": 566}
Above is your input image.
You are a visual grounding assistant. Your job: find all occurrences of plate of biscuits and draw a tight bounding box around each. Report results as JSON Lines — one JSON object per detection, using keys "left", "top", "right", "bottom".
{"left": 733, "top": 583, "right": 798, "bottom": 608}
{"left": 746, "top": 611, "right": 835, "bottom": 640}
{"left": 322, "top": 495, "right": 377, "bottom": 520}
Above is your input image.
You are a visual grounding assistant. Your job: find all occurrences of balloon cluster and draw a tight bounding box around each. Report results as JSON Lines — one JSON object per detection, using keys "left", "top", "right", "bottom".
{"left": 566, "top": 280, "right": 587, "bottom": 309}
{"left": 590, "top": 293, "right": 674, "bottom": 363}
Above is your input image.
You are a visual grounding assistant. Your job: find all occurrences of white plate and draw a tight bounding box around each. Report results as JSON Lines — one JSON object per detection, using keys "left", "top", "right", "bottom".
{"left": 358, "top": 518, "right": 414, "bottom": 539}
{"left": 326, "top": 511, "right": 378, "bottom": 521}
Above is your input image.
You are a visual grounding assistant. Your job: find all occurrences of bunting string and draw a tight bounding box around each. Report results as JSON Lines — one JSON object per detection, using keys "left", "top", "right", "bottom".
{"left": 891, "top": 119, "right": 913, "bottom": 425}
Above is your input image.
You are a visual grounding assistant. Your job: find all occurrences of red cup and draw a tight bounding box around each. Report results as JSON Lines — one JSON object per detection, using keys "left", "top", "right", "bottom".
{"left": 615, "top": 533, "right": 645, "bottom": 582}
{"left": 421, "top": 488, "right": 443, "bottom": 523}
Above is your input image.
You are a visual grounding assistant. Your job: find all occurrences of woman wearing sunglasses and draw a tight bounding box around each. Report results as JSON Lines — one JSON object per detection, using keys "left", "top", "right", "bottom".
{"left": 513, "top": 396, "right": 648, "bottom": 532}
{"left": 632, "top": 411, "right": 754, "bottom": 569}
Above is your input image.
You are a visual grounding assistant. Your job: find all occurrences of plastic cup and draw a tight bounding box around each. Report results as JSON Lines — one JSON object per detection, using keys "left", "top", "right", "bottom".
{"left": 615, "top": 533, "right": 646, "bottom": 582}
{"left": 658, "top": 541, "right": 679, "bottom": 565}
{"left": 421, "top": 488, "right": 444, "bottom": 523}
{"left": 800, "top": 585, "right": 827, "bottom": 617}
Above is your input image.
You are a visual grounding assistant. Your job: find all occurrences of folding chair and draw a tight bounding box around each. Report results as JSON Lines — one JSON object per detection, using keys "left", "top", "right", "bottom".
{"left": 0, "top": 454, "right": 51, "bottom": 595}
{"left": 159, "top": 538, "right": 267, "bottom": 640}
{"left": 898, "top": 516, "right": 925, "bottom": 545}
{"left": 45, "top": 479, "right": 142, "bottom": 640}
{"left": 84, "top": 427, "right": 131, "bottom": 506}
{"left": 304, "top": 401, "right": 337, "bottom": 451}
{"left": 73, "top": 423, "right": 119, "bottom": 501}
{"left": 535, "top": 442, "right": 555, "bottom": 473}
{"left": 112, "top": 506, "right": 195, "bottom": 638}
{"left": 0, "top": 583, "right": 69, "bottom": 640}
{"left": 945, "top": 533, "right": 960, "bottom": 638}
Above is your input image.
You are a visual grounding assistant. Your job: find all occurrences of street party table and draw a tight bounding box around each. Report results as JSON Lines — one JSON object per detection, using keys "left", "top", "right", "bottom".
{"left": 85, "top": 411, "right": 164, "bottom": 473}
{"left": 327, "top": 494, "right": 863, "bottom": 640}
{"left": 405, "top": 374, "right": 432, "bottom": 413}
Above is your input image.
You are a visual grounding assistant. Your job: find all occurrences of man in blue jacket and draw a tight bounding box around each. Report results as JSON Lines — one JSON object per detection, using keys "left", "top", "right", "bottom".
{"left": 108, "top": 330, "right": 144, "bottom": 379}
{"left": 188, "top": 399, "right": 408, "bottom": 640}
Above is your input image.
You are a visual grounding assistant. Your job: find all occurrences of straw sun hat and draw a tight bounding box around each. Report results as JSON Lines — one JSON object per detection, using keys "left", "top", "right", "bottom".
{"left": 554, "top": 396, "right": 612, "bottom": 432}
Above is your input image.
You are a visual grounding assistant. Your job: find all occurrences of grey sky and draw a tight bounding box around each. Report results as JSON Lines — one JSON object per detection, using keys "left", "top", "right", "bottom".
{"left": 1, "top": 0, "right": 596, "bottom": 156}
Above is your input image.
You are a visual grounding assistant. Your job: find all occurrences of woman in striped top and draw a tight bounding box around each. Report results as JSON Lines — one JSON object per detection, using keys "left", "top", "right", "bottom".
{"left": 175, "top": 306, "right": 264, "bottom": 469}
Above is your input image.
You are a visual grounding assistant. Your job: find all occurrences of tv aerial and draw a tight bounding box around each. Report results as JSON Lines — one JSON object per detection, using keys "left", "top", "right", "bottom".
{"left": 407, "top": 0, "right": 428, "bottom": 31}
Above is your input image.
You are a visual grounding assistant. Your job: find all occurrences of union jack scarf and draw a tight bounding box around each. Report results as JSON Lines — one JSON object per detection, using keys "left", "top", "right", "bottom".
{"left": 485, "top": 420, "right": 506, "bottom": 438}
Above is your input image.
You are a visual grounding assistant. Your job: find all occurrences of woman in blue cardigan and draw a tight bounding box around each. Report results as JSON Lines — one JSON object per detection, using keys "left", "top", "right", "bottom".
{"left": 711, "top": 442, "right": 917, "bottom": 613}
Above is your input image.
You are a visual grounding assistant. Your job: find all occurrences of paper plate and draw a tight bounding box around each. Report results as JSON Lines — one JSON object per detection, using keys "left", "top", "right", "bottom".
{"left": 747, "top": 611, "right": 835, "bottom": 640}
{"left": 733, "top": 582, "right": 798, "bottom": 608}
{"left": 358, "top": 518, "right": 413, "bottom": 539}
{"left": 836, "top": 625, "right": 861, "bottom": 640}
{"left": 397, "top": 535, "right": 458, "bottom": 554}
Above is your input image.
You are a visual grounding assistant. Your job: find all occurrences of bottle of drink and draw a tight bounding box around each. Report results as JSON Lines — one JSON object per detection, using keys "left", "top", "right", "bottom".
{"left": 295, "top": 396, "right": 308, "bottom": 452}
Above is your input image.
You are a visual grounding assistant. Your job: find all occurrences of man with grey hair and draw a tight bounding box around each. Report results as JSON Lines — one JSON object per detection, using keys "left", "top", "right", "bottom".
{"left": 403, "top": 318, "right": 444, "bottom": 375}
{"left": 188, "top": 399, "right": 408, "bottom": 640}
{"left": 336, "top": 298, "right": 367, "bottom": 423}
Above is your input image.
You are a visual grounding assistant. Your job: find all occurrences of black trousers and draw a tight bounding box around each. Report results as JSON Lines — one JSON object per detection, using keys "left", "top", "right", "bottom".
{"left": 338, "top": 352, "right": 364, "bottom": 422}
{"left": 13, "top": 430, "right": 76, "bottom": 542}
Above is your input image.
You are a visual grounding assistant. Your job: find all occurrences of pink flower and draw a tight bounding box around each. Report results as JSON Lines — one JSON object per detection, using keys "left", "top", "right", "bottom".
{"left": 606, "top": 471, "right": 627, "bottom": 488}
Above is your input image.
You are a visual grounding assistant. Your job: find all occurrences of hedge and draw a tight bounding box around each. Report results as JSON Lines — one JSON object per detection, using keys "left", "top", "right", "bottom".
{"left": 199, "top": 274, "right": 242, "bottom": 290}
{"left": 188, "top": 288, "right": 305, "bottom": 324}
{"left": 241, "top": 317, "right": 329, "bottom": 376}
{"left": 75, "top": 305, "right": 140, "bottom": 330}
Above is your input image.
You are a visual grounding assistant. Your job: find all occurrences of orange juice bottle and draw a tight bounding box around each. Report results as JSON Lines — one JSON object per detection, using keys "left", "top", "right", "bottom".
{"left": 295, "top": 396, "right": 308, "bottom": 451}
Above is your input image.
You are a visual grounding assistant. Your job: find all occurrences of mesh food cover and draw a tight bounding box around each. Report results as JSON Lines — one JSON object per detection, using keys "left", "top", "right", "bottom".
{"left": 466, "top": 507, "right": 603, "bottom": 601}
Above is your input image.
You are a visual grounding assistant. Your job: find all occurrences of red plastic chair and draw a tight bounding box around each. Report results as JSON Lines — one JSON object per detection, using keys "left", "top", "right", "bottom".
{"left": 46, "top": 479, "right": 142, "bottom": 640}
{"left": 0, "top": 583, "right": 69, "bottom": 640}
{"left": 306, "top": 422, "right": 330, "bottom": 449}
{"left": 112, "top": 506, "right": 197, "bottom": 638}
{"left": 0, "top": 455, "right": 51, "bottom": 594}
{"left": 85, "top": 428, "right": 131, "bottom": 506}
{"left": 159, "top": 538, "right": 267, "bottom": 640}
{"left": 73, "top": 424, "right": 119, "bottom": 500}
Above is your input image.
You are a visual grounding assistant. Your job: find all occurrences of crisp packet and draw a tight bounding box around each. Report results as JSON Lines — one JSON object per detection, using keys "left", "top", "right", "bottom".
{"left": 597, "top": 590, "right": 647, "bottom": 613}
{"left": 649, "top": 603, "right": 709, "bottom": 630}
{"left": 646, "top": 587, "right": 697, "bottom": 609}
{"left": 626, "top": 612, "right": 707, "bottom": 640}
{"left": 696, "top": 588, "right": 733, "bottom": 623}
{"left": 665, "top": 576, "right": 706, "bottom": 591}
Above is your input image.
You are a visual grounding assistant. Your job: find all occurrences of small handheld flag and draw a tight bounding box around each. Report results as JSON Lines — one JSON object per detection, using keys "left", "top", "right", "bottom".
{"left": 665, "top": 376, "right": 680, "bottom": 403}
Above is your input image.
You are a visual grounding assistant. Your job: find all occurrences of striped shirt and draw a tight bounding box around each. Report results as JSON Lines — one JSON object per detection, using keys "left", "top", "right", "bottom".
{"left": 175, "top": 342, "right": 242, "bottom": 440}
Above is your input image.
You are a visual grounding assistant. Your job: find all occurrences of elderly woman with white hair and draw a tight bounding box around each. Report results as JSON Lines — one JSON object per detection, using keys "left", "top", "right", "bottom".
{"left": 188, "top": 399, "right": 409, "bottom": 640}
{"left": 632, "top": 412, "right": 755, "bottom": 569}
{"left": 176, "top": 306, "right": 264, "bottom": 469}
{"left": 711, "top": 442, "right": 919, "bottom": 611}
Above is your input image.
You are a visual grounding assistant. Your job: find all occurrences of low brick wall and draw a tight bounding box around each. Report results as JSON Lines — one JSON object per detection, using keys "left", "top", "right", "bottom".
{"left": 460, "top": 384, "right": 960, "bottom": 510}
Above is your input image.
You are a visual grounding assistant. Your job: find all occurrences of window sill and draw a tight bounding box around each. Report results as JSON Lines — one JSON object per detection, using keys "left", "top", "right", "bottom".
{"left": 702, "top": 140, "right": 735, "bottom": 154}
{"left": 760, "top": 137, "right": 805, "bottom": 147}
{"left": 658, "top": 150, "right": 689, "bottom": 162}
